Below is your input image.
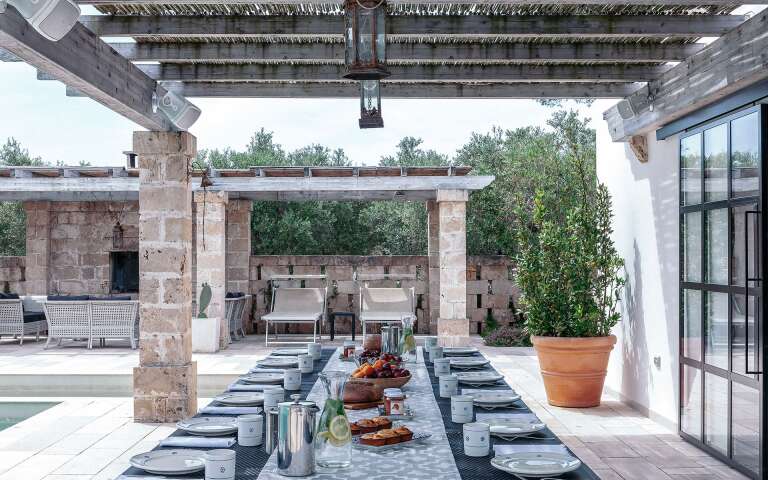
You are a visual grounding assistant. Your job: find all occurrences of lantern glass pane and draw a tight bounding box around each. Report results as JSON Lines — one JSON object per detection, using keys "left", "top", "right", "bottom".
{"left": 344, "top": 9, "right": 354, "bottom": 66}
{"left": 375, "top": 10, "right": 385, "bottom": 63}
{"left": 361, "top": 80, "right": 379, "bottom": 113}
{"left": 357, "top": 9, "right": 373, "bottom": 63}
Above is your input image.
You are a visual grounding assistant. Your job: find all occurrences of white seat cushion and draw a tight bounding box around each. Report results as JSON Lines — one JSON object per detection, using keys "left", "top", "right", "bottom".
{"left": 262, "top": 312, "right": 321, "bottom": 322}
{"left": 361, "top": 311, "right": 412, "bottom": 322}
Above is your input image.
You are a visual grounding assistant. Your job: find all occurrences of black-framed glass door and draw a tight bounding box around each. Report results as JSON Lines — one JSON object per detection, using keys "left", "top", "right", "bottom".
{"left": 679, "top": 104, "right": 765, "bottom": 479}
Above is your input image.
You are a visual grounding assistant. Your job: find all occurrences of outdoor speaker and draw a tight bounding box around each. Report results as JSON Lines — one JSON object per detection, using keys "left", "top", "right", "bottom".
{"left": 154, "top": 89, "right": 202, "bottom": 131}
{"left": 6, "top": 0, "right": 80, "bottom": 42}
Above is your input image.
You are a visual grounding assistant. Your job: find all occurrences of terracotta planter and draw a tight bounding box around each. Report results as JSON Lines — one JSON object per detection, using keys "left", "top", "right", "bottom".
{"left": 531, "top": 335, "right": 616, "bottom": 408}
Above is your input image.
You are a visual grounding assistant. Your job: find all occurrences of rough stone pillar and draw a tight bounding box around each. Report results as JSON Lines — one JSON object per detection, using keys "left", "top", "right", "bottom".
{"left": 23, "top": 201, "right": 51, "bottom": 295}
{"left": 133, "top": 131, "right": 197, "bottom": 423}
{"left": 426, "top": 200, "right": 440, "bottom": 335}
{"left": 226, "top": 200, "right": 252, "bottom": 332}
{"left": 194, "top": 190, "right": 228, "bottom": 349}
{"left": 437, "top": 189, "right": 469, "bottom": 347}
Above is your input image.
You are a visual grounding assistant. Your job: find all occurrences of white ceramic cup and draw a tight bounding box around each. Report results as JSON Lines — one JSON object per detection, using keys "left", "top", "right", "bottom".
{"left": 307, "top": 342, "right": 322, "bottom": 360}
{"left": 424, "top": 336, "right": 438, "bottom": 350}
{"left": 237, "top": 414, "right": 263, "bottom": 447}
{"left": 283, "top": 369, "right": 302, "bottom": 391}
{"left": 298, "top": 354, "right": 313, "bottom": 374}
{"left": 463, "top": 422, "right": 490, "bottom": 457}
{"left": 205, "top": 449, "right": 236, "bottom": 480}
{"left": 451, "top": 395, "right": 474, "bottom": 424}
{"left": 439, "top": 374, "right": 459, "bottom": 398}
{"left": 263, "top": 386, "right": 284, "bottom": 411}
{"left": 430, "top": 346, "right": 444, "bottom": 362}
{"left": 434, "top": 357, "right": 451, "bottom": 376}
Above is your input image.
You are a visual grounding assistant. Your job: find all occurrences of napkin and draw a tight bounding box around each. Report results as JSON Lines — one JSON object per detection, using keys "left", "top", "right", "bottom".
{"left": 200, "top": 406, "right": 263, "bottom": 415}
{"left": 228, "top": 382, "right": 272, "bottom": 392}
{"left": 494, "top": 444, "right": 569, "bottom": 455}
{"left": 159, "top": 436, "right": 236, "bottom": 448}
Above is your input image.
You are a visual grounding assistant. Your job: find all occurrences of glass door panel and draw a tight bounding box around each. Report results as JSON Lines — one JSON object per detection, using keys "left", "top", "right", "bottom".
{"left": 732, "top": 294, "right": 757, "bottom": 377}
{"left": 684, "top": 211, "right": 702, "bottom": 282}
{"left": 682, "top": 133, "right": 703, "bottom": 205}
{"left": 704, "top": 123, "right": 728, "bottom": 202}
{"left": 705, "top": 292, "right": 728, "bottom": 369}
{"left": 732, "top": 382, "right": 760, "bottom": 475}
{"left": 704, "top": 373, "right": 729, "bottom": 454}
{"left": 731, "top": 112, "right": 760, "bottom": 198}
{"left": 683, "top": 289, "right": 702, "bottom": 361}
{"left": 681, "top": 364, "right": 702, "bottom": 439}
{"left": 732, "top": 203, "right": 758, "bottom": 286}
{"left": 705, "top": 208, "right": 728, "bottom": 285}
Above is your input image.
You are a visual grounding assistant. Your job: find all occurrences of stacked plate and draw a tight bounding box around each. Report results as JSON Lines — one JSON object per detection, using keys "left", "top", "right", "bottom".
{"left": 449, "top": 358, "right": 490, "bottom": 370}
{"left": 483, "top": 416, "right": 546, "bottom": 439}
{"left": 129, "top": 449, "right": 206, "bottom": 475}
{"left": 176, "top": 417, "right": 238, "bottom": 437}
{"left": 464, "top": 390, "right": 521, "bottom": 409}
{"left": 239, "top": 372, "right": 284, "bottom": 385}
{"left": 491, "top": 452, "right": 581, "bottom": 478}
{"left": 214, "top": 392, "right": 264, "bottom": 406}
{"left": 442, "top": 347, "right": 479, "bottom": 357}
{"left": 272, "top": 347, "right": 308, "bottom": 356}
{"left": 454, "top": 371, "right": 504, "bottom": 386}
{"left": 256, "top": 357, "right": 299, "bottom": 369}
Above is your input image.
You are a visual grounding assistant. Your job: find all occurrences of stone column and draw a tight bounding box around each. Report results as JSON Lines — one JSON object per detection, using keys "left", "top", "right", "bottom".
{"left": 133, "top": 131, "right": 197, "bottom": 423}
{"left": 437, "top": 189, "right": 469, "bottom": 347}
{"left": 226, "top": 200, "right": 252, "bottom": 332}
{"left": 23, "top": 201, "right": 51, "bottom": 295}
{"left": 194, "top": 190, "right": 228, "bottom": 350}
{"left": 426, "top": 200, "right": 440, "bottom": 335}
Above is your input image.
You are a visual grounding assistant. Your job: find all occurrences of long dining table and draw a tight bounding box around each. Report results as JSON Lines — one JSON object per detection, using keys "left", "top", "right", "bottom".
{"left": 121, "top": 346, "right": 598, "bottom": 479}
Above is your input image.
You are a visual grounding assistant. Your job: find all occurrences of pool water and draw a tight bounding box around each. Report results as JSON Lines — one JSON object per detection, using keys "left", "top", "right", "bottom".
{"left": 0, "top": 402, "right": 58, "bottom": 432}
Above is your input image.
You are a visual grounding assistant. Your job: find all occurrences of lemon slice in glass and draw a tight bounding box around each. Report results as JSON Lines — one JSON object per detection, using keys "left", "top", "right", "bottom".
{"left": 327, "top": 415, "right": 351, "bottom": 447}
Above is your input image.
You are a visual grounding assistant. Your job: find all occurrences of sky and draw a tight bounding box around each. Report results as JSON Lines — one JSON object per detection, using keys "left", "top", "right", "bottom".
{"left": 1, "top": 4, "right": 763, "bottom": 167}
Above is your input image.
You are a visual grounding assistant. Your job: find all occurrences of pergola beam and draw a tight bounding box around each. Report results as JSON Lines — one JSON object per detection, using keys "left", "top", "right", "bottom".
{"left": 137, "top": 81, "right": 641, "bottom": 98}
{"left": 136, "top": 63, "right": 668, "bottom": 82}
{"left": 75, "top": 0, "right": 768, "bottom": 5}
{"left": 604, "top": 9, "right": 768, "bottom": 141}
{"left": 0, "top": 7, "right": 171, "bottom": 131}
{"left": 81, "top": 14, "right": 745, "bottom": 38}
{"left": 110, "top": 41, "right": 705, "bottom": 63}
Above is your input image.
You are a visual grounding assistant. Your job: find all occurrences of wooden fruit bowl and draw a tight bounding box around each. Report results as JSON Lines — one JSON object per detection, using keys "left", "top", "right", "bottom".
{"left": 353, "top": 374, "right": 411, "bottom": 389}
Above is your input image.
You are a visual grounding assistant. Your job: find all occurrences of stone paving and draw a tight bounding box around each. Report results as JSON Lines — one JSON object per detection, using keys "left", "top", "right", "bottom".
{"left": 0, "top": 335, "right": 752, "bottom": 480}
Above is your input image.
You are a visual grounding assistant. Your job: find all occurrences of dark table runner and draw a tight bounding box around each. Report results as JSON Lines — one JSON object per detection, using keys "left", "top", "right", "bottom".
{"left": 121, "top": 347, "right": 334, "bottom": 479}
{"left": 426, "top": 353, "right": 600, "bottom": 480}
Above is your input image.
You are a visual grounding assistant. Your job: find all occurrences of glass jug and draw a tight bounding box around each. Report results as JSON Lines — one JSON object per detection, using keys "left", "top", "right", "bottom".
{"left": 399, "top": 314, "right": 417, "bottom": 363}
{"left": 315, "top": 371, "right": 352, "bottom": 468}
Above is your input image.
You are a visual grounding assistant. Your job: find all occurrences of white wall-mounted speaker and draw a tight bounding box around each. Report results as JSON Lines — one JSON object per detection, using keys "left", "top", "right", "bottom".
{"left": 153, "top": 89, "right": 202, "bottom": 131}
{"left": 7, "top": 0, "right": 81, "bottom": 41}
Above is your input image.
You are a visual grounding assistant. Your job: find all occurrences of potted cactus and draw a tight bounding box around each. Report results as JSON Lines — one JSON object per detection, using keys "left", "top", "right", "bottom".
{"left": 192, "top": 283, "right": 220, "bottom": 353}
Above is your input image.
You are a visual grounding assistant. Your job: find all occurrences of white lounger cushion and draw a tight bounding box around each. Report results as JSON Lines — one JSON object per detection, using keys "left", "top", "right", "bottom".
{"left": 361, "top": 288, "right": 413, "bottom": 315}
{"left": 263, "top": 288, "right": 324, "bottom": 321}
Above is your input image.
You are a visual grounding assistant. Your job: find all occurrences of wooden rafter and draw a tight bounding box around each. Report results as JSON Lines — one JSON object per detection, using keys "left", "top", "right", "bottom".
{"left": 110, "top": 41, "right": 705, "bottom": 63}
{"left": 0, "top": 7, "right": 172, "bottom": 131}
{"left": 80, "top": 14, "right": 745, "bottom": 38}
{"left": 74, "top": 0, "right": 767, "bottom": 5}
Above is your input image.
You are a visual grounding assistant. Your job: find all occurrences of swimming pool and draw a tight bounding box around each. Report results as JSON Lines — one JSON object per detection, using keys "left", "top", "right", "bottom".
{"left": 0, "top": 402, "right": 58, "bottom": 432}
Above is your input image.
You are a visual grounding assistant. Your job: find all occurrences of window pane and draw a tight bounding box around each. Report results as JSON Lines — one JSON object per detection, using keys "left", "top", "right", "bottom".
{"left": 731, "top": 112, "right": 760, "bottom": 198}
{"left": 704, "top": 292, "right": 728, "bottom": 369}
{"left": 683, "top": 212, "right": 701, "bottom": 282}
{"left": 732, "top": 382, "right": 760, "bottom": 475}
{"left": 704, "top": 373, "right": 728, "bottom": 454}
{"left": 683, "top": 290, "right": 701, "bottom": 361}
{"left": 732, "top": 294, "right": 758, "bottom": 376}
{"left": 681, "top": 365, "right": 702, "bottom": 439}
{"left": 681, "top": 134, "right": 702, "bottom": 205}
{"left": 731, "top": 203, "right": 758, "bottom": 286}
{"left": 705, "top": 208, "right": 728, "bottom": 285}
{"left": 704, "top": 124, "right": 728, "bottom": 202}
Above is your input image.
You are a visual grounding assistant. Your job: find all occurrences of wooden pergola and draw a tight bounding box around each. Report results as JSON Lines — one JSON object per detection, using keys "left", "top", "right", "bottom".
{"left": 2, "top": 0, "right": 768, "bottom": 424}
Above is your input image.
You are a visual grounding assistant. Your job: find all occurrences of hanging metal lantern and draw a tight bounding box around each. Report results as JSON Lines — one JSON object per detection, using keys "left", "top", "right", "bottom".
{"left": 359, "top": 80, "right": 383, "bottom": 129}
{"left": 344, "top": 0, "right": 389, "bottom": 80}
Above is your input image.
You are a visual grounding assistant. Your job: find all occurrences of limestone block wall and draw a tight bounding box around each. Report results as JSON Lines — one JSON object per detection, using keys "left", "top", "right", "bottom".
{"left": 0, "top": 257, "right": 25, "bottom": 294}
{"left": 249, "top": 255, "right": 519, "bottom": 335}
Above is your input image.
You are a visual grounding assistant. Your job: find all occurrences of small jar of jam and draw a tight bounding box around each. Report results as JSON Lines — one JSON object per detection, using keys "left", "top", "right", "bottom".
{"left": 343, "top": 341, "right": 356, "bottom": 358}
{"left": 383, "top": 388, "right": 405, "bottom": 415}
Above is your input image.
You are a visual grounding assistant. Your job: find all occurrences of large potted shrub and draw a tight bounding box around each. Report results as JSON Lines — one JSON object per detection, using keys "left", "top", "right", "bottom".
{"left": 192, "top": 283, "right": 220, "bottom": 353}
{"left": 514, "top": 159, "right": 624, "bottom": 408}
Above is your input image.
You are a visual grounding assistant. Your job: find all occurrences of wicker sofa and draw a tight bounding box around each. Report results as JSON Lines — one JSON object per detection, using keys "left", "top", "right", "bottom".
{"left": 41, "top": 295, "right": 138, "bottom": 349}
{"left": 0, "top": 294, "right": 47, "bottom": 345}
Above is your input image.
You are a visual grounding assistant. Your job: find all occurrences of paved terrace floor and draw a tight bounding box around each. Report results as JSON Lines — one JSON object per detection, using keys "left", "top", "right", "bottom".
{"left": 0, "top": 335, "right": 749, "bottom": 480}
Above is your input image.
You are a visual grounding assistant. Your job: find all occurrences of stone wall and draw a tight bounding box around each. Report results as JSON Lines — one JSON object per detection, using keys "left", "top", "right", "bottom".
{"left": 0, "top": 257, "right": 25, "bottom": 295}
{"left": 249, "top": 255, "right": 519, "bottom": 335}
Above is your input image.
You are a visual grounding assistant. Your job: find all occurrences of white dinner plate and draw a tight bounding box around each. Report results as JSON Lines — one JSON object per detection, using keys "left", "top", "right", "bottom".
{"left": 176, "top": 417, "right": 238, "bottom": 436}
{"left": 129, "top": 449, "right": 206, "bottom": 475}
{"left": 239, "top": 372, "right": 284, "bottom": 384}
{"left": 257, "top": 357, "right": 299, "bottom": 368}
{"left": 442, "top": 347, "right": 479, "bottom": 356}
{"left": 466, "top": 390, "right": 521, "bottom": 405}
{"left": 272, "top": 348, "right": 308, "bottom": 356}
{"left": 485, "top": 417, "right": 546, "bottom": 436}
{"left": 491, "top": 452, "right": 581, "bottom": 478}
{"left": 214, "top": 392, "right": 265, "bottom": 406}
{"left": 455, "top": 371, "right": 504, "bottom": 385}
{"left": 449, "top": 358, "right": 490, "bottom": 370}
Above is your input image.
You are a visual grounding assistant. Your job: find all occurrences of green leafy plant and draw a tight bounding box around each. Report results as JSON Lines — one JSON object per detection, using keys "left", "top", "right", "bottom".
{"left": 480, "top": 310, "right": 499, "bottom": 337}
{"left": 198, "top": 283, "right": 212, "bottom": 318}
{"left": 484, "top": 326, "right": 530, "bottom": 347}
{"left": 515, "top": 180, "right": 624, "bottom": 338}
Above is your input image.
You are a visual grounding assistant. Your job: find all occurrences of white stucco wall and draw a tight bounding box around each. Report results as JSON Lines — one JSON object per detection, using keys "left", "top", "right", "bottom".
{"left": 592, "top": 101, "right": 680, "bottom": 428}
